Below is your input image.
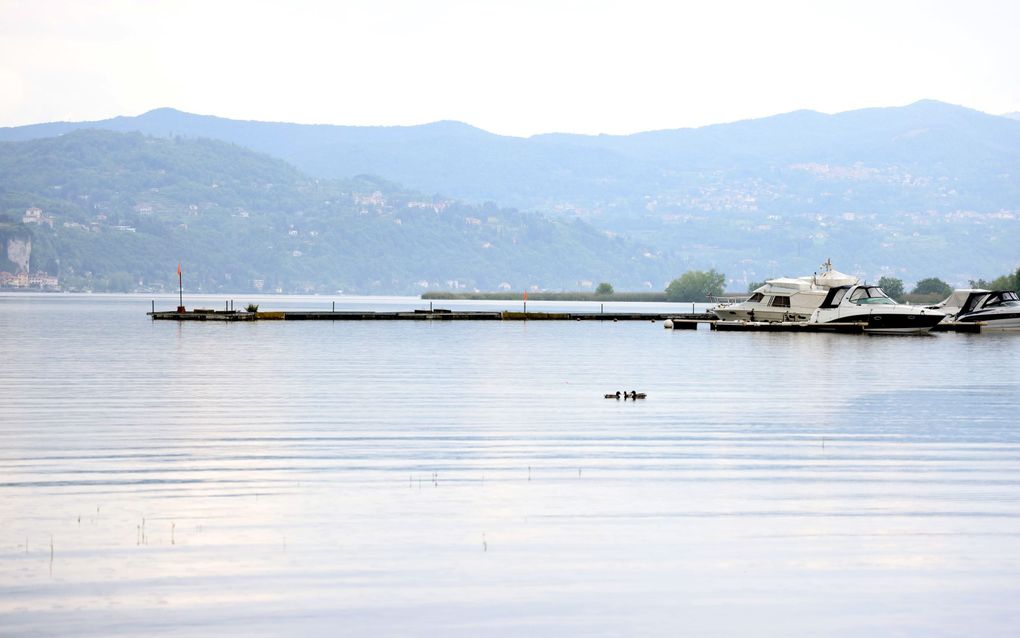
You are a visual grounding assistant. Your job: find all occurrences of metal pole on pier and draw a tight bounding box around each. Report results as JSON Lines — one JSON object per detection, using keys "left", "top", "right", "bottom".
{"left": 177, "top": 262, "right": 184, "bottom": 312}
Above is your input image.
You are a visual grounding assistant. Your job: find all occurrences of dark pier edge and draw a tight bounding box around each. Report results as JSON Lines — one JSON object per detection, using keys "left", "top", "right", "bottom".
{"left": 147, "top": 308, "right": 715, "bottom": 322}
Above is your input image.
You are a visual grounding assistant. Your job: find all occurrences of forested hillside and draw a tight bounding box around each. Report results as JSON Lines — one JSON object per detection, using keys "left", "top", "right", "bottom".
{"left": 0, "top": 130, "right": 663, "bottom": 293}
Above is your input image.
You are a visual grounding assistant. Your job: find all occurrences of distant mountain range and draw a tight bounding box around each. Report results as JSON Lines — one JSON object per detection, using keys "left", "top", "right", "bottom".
{"left": 5, "top": 100, "right": 1020, "bottom": 213}
{"left": 2, "top": 100, "right": 1019, "bottom": 288}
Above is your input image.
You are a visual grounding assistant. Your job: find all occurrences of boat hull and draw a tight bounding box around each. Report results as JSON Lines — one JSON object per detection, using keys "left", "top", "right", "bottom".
{"left": 712, "top": 307, "right": 811, "bottom": 322}
{"left": 956, "top": 311, "right": 1020, "bottom": 331}
{"left": 822, "top": 312, "right": 944, "bottom": 334}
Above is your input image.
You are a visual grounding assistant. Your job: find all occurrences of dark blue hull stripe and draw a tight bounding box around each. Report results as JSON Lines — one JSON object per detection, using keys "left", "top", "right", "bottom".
{"left": 825, "top": 313, "right": 944, "bottom": 330}
{"left": 958, "top": 312, "right": 1020, "bottom": 323}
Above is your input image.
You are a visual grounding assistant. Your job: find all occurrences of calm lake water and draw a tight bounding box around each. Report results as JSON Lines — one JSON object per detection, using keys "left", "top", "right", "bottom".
{"left": 2, "top": 293, "right": 1020, "bottom": 636}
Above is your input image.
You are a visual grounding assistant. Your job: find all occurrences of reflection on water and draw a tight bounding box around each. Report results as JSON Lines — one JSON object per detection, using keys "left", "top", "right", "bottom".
{"left": 2, "top": 294, "right": 1020, "bottom": 636}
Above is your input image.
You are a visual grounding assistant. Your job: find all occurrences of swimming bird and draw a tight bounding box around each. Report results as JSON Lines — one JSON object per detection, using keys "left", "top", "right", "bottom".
{"left": 604, "top": 391, "right": 621, "bottom": 399}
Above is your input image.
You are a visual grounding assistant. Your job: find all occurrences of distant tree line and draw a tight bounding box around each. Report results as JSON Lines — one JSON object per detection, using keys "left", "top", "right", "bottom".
{"left": 970, "top": 267, "right": 1020, "bottom": 292}
{"left": 424, "top": 267, "right": 1020, "bottom": 304}
{"left": 664, "top": 269, "right": 725, "bottom": 302}
{"left": 878, "top": 271, "right": 1020, "bottom": 303}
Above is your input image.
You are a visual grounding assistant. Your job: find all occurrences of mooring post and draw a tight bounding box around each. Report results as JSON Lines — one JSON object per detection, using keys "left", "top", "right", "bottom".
{"left": 601, "top": 303, "right": 604, "bottom": 314}
{"left": 151, "top": 300, "right": 155, "bottom": 313}
{"left": 430, "top": 301, "right": 433, "bottom": 312}
{"left": 332, "top": 301, "right": 335, "bottom": 312}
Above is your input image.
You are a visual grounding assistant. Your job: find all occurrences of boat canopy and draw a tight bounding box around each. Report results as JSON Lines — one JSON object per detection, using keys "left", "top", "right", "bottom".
{"left": 808, "top": 268, "right": 859, "bottom": 288}
{"left": 762, "top": 277, "right": 813, "bottom": 291}
{"left": 754, "top": 261, "right": 858, "bottom": 294}
{"left": 762, "top": 271, "right": 858, "bottom": 292}
{"left": 936, "top": 289, "right": 990, "bottom": 314}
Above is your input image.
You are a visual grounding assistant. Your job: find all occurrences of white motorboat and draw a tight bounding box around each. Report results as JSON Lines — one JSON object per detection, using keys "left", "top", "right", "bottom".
{"left": 713, "top": 259, "right": 859, "bottom": 322}
{"left": 929, "top": 289, "right": 1020, "bottom": 331}
{"left": 810, "top": 284, "right": 945, "bottom": 334}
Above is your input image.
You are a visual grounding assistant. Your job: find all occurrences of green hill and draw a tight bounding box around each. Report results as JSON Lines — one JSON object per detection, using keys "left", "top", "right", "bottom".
{"left": 0, "top": 130, "right": 666, "bottom": 293}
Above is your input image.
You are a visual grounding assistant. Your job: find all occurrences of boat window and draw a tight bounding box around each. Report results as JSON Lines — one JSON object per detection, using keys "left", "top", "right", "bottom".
{"left": 851, "top": 286, "right": 896, "bottom": 305}
{"left": 824, "top": 287, "right": 848, "bottom": 308}
{"left": 986, "top": 291, "right": 1020, "bottom": 307}
{"left": 963, "top": 294, "right": 986, "bottom": 313}
{"left": 869, "top": 287, "right": 895, "bottom": 303}
{"left": 746, "top": 292, "right": 764, "bottom": 303}
{"left": 768, "top": 295, "right": 790, "bottom": 307}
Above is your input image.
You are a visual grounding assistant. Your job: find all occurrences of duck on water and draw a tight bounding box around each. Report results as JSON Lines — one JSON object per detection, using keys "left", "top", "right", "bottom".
{"left": 604, "top": 391, "right": 647, "bottom": 399}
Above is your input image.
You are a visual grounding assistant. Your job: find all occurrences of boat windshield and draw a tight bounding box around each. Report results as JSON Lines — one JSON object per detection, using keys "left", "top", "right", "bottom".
{"left": 984, "top": 291, "right": 1020, "bottom": 307}
{"left": 745, "top": 292, "right": 764, "bottom": 303}
{"left": 849, "top": 286, "right": 896, "bottom": 305}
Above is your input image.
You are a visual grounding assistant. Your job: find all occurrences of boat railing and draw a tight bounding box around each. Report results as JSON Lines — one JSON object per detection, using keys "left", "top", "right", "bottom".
{"left": 709, "top": 294, "right": 747, "bottom": 306}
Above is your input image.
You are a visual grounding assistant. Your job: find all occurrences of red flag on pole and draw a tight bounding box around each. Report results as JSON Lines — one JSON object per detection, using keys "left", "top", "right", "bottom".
{"left": 523, "top": 290, "right": 528, "bottom": 301}
{"left": 177, "top": 262, "right": 181, "bottom": 276}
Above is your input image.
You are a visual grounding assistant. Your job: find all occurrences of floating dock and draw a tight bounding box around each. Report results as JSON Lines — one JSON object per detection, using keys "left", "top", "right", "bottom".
{"left": 148, "top": 308, "right": 717, "bottom": 322}
{"left": 148, "top": 309, "right": 255, "bottom": 321}
{"left": 147, "top": 308, "right": 984, "bottom": 333}
{"left": 665, "top": 318, "right": 983, "bottom": 333}
{"left": 930, "top": 322, "right": 983, "bottom": 333}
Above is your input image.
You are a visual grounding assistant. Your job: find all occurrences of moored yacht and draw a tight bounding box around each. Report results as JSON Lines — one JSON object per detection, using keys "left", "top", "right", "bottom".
{"left": 929, "top": 289, "right": 1020, "bottom": 331}
{"left": 713, "top": 260, "right": 859, "bottom": 322}
{"left": 809, "top": 284, "right": 945, "bottom": 334}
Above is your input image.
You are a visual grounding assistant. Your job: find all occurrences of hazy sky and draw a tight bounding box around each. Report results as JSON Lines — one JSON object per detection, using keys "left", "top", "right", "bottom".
{"left": 1, "top": 0, "right": 1018, "bottom": 136}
